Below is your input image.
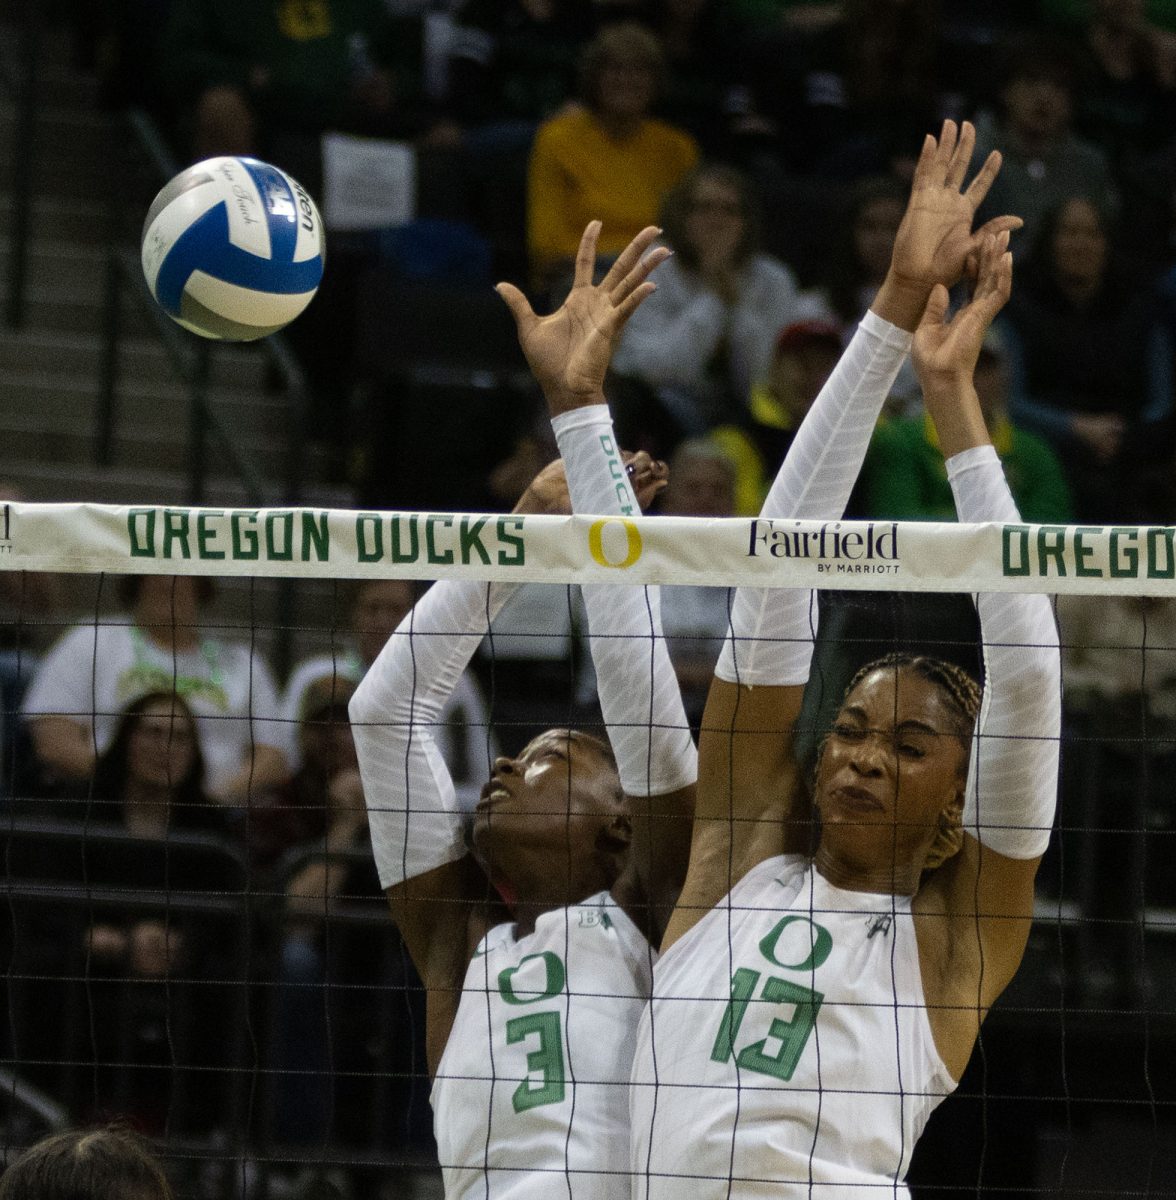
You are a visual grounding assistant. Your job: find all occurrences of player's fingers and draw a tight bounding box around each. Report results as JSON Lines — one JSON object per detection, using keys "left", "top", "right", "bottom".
{"left": 910, "top": 132, "right": 937, "bottom": 190}
{"left": 983, "top": 229, "right": 1009, "bottom": 276}
{"left": 963, "top": 248, "right": 980, "bottom": 291}
{"left": 495, "top": 282, "right": 538, "bottom": 335}
{"left": 964, "top": 220, "right": 1016, "bottom": 292}
{"left": 573, "top": 221, "right": 603, "bottom": 289}
{"left": 624, "top": 451, "right": 669, "bottom": 480}
{"left": 973, "top": 233, "right": 1010, "bottom": 307}
{"left": 919, "top": 283, "right": 951, "bottom": 330}
{"left": 601, "top": 225, "right": 661, "bottom": 292}
{"left": 625, "top": 451, "right": 654, "bottom": 485}
{"left": 997, "top": 250, "right": 1013, "bottom": 301}
{"left": 964, "top": 150, "right": 1003, "bottom": 209}
{"left": 611, "top": 245, "right": 671, "bottom": 306}
{"left": 945, "top": 120, "right": 975, "bottom": 191}
{"left": 971, "top": 232, "right": 998, "bottom": 291}
{"left": 614, "top": 280, "right": 658, "bottom": 326}
{"left": 931, "top": 119, "right": 957, "bottom": 183}
{"left": 975, "top": 252, "right": 1013, "bottom": 319}
{"left": 623, "top": 450, "right": 668, "bottom": 507}
{"left": 974, "top": 213, "right": 1023, "bottom": 240}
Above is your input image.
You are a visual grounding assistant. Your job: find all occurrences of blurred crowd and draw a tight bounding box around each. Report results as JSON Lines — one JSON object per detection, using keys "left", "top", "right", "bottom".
{"left": 5, "top": 0, "right": 1176, "bottom": 1192}
{"left": 70, "top": 0, "right": 1176, "bottom": 525}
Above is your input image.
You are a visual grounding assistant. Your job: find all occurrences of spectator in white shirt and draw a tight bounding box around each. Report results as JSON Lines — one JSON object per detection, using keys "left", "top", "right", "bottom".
{"left": 22, "top": 574, "right": 288, "bottom": 804}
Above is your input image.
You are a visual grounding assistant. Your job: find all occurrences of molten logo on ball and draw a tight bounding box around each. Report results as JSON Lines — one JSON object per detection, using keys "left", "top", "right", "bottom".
{"left": 141, "top": 156, "right": 325, "bottom": 342}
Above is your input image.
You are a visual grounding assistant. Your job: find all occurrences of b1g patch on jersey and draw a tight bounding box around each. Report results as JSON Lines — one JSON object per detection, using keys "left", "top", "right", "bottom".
{"left": 578, "top": 909, "right": 614, "bottom": 930}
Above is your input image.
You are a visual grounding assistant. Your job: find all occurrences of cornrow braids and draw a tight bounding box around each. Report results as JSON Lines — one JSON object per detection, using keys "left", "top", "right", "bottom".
{"left": 843, "top": 652, "right": 981, "bottom": 742}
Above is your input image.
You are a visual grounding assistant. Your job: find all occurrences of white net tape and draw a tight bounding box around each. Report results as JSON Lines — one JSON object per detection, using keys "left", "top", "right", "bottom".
{"left": 3, "top": 502, "right": 1176, "bottom": 595}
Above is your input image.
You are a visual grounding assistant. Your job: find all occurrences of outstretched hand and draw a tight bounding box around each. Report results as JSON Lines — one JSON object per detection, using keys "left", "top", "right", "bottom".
{"left": 891, "top": 120, "right": 1021, "bottom": 294}
{"left": 515, "top": 451, "right": 669, "bottom": 516}
{"left": 912, "top": 229, "right": 1012, "bottom": 384}
{"left": 497, "top": 222, "right": 670, "bottom": 414}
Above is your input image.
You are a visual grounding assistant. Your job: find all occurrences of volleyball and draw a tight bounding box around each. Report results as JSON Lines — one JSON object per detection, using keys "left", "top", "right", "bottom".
{"left": 140, "top": 156, "right": 325, "bottom": 342}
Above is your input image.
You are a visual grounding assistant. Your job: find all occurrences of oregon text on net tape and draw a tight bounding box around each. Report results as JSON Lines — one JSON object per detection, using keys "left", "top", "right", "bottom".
{"left": 2, "top": 502, "right": 1175, "bottom": 597}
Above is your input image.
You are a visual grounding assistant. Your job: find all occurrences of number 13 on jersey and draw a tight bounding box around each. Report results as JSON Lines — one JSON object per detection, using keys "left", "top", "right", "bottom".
{"left": 710, "top": 914, "right": 832, "bottom": 1082}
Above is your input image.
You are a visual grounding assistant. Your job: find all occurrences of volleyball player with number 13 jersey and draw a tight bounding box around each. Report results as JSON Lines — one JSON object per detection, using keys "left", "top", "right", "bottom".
{"left": 630, "top": 121, "right": 1060, "bottom": 1199}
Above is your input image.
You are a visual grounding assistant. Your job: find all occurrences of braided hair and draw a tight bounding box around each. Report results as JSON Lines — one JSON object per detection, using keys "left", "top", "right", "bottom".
{"left": 843, "top": 653, "right": 981, "bottom": 741}
{"left": 820, "top": 653, "right": 982, "bottom": 871}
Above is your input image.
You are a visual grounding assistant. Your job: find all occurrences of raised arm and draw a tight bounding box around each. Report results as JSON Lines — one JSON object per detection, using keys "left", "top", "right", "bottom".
{"left": 498, "top": 223, "right": 699, "bottom": 943}
{"left": 349, "top": 474, "right": 567, "bottom": 1072}
{"left": 910, "top": 235, "right": 1061, "bottom": 1077}
{"left": 350, "top": 574, "right": 510, "bottom": 1070}
{"left": 667, "top": 121, "right": 1023, "bottom": 949}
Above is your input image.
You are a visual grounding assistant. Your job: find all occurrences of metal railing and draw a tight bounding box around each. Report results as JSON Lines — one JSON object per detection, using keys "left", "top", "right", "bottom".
{"left": 98, "top": 246, "right": 272, "bottom": 508}
{"left": 104, "top": 109, "right": 312, "bottom": 512}
{"left": 250, "top": 843, "right": 436, "bottom": 1190}
{"left": 101, "top": 107, "right": 313, "bottom": 677}
{"left": 1, "top": 817, "right": 254, "bottom": 1194}
{"left": 0, "top": 818, "right": 438, "bottom": 1193}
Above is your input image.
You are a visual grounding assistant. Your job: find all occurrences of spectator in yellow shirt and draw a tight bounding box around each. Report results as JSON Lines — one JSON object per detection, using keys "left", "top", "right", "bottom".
{"left": 527, "top": 22, "right": 700, "bottom": 292}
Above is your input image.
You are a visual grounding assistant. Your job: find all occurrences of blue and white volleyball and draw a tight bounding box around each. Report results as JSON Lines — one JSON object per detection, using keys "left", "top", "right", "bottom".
{"left": 141, "top": 157, "right": 325, "bottom": 341}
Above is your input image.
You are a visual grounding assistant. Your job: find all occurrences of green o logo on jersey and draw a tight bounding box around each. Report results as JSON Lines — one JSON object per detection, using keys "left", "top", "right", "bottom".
{"left": 497, "top": 952, "right": 566, "bottom": 1005}
{"left": 758, "top": 916, "right": 833, "bottom": 973}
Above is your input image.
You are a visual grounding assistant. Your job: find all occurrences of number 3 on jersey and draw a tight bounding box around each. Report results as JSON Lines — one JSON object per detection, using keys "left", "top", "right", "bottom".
{"left": 499, "top": 951, "right": 567, "bottom": 1112}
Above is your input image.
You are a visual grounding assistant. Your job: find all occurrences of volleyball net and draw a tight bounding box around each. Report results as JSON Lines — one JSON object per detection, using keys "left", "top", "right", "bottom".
{"left": 0, "top": 500, "right": 1174, "bottom": 1198}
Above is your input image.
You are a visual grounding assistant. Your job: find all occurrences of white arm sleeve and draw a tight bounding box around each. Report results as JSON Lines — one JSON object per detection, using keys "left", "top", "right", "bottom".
{"left": 551, "top": 405, "right": 698, "bottom": 796}
{"left": 717, "top": 310, "right": 912, "bottom": 686}
{"left": 947, "top": 445, "right": 1061, "bottom": 859}
{"left": 350, "top": 578, "right": 517, "bottom": 889}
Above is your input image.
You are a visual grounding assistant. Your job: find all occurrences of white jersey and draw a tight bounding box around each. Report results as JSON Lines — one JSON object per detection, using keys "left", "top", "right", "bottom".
{"left": 630, "top": 856, "right": 955, "bottom": 1199}
{"left": 22, "top": 620, "right": 286, "bottom": 796}
{"left": 433, "top": 891, "right": 653, "bottom": 1199}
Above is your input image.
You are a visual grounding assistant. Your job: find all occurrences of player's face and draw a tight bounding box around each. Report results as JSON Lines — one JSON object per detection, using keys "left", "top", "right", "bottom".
{"left": 815, "top": 667, "right": 966, "bottom": 881}
{"left": 127, "top": 697, "right": 198, "bottom": 791}
{"left": 472, "top": 730, "right": 626, "bottom": 895}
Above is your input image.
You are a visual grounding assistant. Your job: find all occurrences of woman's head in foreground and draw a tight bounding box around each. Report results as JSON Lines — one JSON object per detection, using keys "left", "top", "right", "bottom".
{"left": 814, "top": 653, "right": 981, "bottom": 889}
{"left": 0, "top": 1126, "right": 172, "bottom": 1200}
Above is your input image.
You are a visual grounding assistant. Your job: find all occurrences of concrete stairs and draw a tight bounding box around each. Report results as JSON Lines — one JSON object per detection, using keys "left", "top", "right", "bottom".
{"left": 0, "top": 17, "right": 351, "bottom": 662}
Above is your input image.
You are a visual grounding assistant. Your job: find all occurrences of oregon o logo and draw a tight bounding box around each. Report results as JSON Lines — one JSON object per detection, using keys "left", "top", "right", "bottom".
{"left": 498, "top": 952, "right": 566, "bottom": 1005}
{"left": 588, "top": 518, "right": 643, "bottom": 569}
{"left": 758, "top": 915, "right": 833, "bottom": 972}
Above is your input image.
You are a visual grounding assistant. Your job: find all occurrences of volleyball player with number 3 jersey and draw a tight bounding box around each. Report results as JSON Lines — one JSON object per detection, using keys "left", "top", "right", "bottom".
{"left": 629, "top": 122, "right": 1060, "bottom": 1199}
{"left": 350, "top": 226, "right": 696, "bottom": 1198}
